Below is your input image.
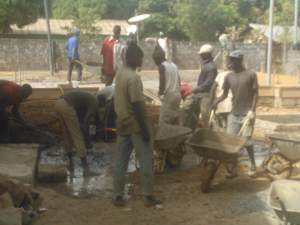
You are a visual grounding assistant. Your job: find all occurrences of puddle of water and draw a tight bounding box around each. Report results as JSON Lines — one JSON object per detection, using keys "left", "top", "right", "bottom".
{"left": 40, "top": 142, "right": 136, "bottom": 198}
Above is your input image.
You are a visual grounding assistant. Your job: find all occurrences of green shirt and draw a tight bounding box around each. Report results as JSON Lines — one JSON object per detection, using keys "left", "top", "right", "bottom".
{"left": 114, "top": 67, "right": 145, "bottom": 135}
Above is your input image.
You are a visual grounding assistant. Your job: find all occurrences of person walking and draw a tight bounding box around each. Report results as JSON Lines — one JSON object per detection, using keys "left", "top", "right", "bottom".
{"left": 66, "top": 28, "right": 82, "bottom": 83}
{"left": 211, "top": 50, "right": 258, "bottom": 177}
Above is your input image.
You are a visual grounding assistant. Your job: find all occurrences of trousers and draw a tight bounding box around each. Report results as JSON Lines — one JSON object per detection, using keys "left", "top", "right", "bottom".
{"left": 113, "top": 133, "right": 154, "bottom": 197}
{"left": 55, "top": 99, "right": 86, "bottom": 158}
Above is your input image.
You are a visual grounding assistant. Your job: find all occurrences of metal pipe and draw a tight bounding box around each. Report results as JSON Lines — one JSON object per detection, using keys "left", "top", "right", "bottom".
{"left": 294, "top": 0, "right": 299, "bottom": 46}
{"left": 43, "top": 0, "right": 54, "bottom": 76}
{"left": 267, "top": 0, "right": 274, "bottom": 86}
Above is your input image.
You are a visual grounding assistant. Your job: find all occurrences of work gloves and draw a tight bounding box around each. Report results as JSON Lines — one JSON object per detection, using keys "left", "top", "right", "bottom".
{"left": 246, "top": 110, "right": 255, "bottom": 120}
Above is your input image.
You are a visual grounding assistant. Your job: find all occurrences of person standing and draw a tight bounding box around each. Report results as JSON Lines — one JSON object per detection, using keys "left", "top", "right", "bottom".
{"left": 181, "top": 44, "right": 217, "bottom": 129}
{"left": 152, "top": 46, "right": 181, "bottom": 124}
{"left": 55, "top": 91, "right": 98, "bottom": 177}
{"left": 101, "top": 25, "right": 125, "bottom": 86}
{"left": 0, "top": 80, "right": 32, "bottom": 143}
{"left": 157, "top": 31, "right": 169, "bottom": 60}
{"left": 212, "top": 50, "right": 258, "bottom": 176}
{"left": 113, "top": 43, "right": 161, "bottom": 207}
{"left": 209, "top": 70, "right": 232, "bottom": 131}
{"left": 66, "top": 28, "right": 82, "bottom": 83}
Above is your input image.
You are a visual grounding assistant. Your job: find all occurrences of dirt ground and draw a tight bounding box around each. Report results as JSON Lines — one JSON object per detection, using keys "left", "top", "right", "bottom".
{"left": 33, "top": 143, "right": 280, "bottom": 225}
{"left": 1, "top": 70, "right": 292, "bottom": 225}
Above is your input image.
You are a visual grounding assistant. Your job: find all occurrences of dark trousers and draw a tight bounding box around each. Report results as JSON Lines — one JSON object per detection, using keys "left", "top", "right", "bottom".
{"left": 0, "top": 106, "right": 9, "bottom": 143}
{"left": 67, "top": 58, "right": 82, "bottom": 82}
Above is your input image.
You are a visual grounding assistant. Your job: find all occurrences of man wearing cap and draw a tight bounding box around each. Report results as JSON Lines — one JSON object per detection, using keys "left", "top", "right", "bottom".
{"left": 181, "top": 44, "right": 217, "bottom": 129}
{"left": 212, "top": 50, "right": 258, "bottom": 176}
{"left": 66, "top": 28, "right": 82, "bottom": 83}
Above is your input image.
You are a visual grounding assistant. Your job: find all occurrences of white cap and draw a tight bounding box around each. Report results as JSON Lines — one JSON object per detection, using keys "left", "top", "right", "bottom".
{"left": 198, "top": 44, "right": 213, "bottom": 54}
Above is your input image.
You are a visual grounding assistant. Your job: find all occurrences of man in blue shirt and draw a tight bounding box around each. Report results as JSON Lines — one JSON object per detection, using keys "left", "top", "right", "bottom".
{"left": 66, "top": 28, "right": 82, "bottom": 83}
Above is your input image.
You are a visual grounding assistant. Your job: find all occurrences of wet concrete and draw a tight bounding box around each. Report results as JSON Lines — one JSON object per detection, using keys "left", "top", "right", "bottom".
{"left": 39, "top": 142, "right": 137, "bottom": 198}
{"left": 38, "top": 139, "right": 270, "bottom": 199}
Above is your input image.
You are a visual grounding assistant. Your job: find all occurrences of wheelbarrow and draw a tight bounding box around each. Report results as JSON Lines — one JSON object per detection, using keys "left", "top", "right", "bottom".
{"left": 264, "top": 134, "right": 300, "bottom": 180}
{"left": 269, "top": 179, "right": 300, "bottom": 225}
{"left": 186, "top": 128, "right": 246, "bottom": 192}
{"left": 153, "top": 124, "right": 192, "bottom": 173}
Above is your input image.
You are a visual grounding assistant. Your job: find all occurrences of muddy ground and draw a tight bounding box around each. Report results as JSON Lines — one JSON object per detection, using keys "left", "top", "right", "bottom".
{"left": 32, "top": 141, "right": 281, "bottom": 225}
{"left": 2, "top": 70, "right": 287, "bottom": 225}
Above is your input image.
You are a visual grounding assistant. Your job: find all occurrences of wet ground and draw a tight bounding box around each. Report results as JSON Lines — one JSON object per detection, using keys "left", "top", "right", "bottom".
{"left": 33, "top": 139, "right": 283, "bottom": 225}
{"left": 39, "top": 139, "right": 270, "bottom": 198}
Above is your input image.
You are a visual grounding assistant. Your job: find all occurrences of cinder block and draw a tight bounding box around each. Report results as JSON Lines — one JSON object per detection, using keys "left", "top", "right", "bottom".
{"left": 281, "top": 99, "right": 297, "bottom": 108}
{"left": 37, "top": 164, "right": 67, "bottom": 183}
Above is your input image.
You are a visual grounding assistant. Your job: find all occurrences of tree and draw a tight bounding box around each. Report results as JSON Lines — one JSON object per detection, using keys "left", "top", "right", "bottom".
{"left": 102, "top": 0, "right": 138, "bottom": 19}
{"left": 0, "top": 0, "right": 42, "bottom": 33}
{"left": 138, "top": 0, "right": 188, "bottom": 40}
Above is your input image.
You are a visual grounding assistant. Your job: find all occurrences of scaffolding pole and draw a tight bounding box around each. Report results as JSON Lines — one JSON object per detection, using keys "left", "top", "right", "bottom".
{"left": 294, "top": 0, "right": 299, "bottom": 46}
{"left": 266, "top": 0, "right": 274, "bottom": 86}
{"left": 43, "top": 0, "right": 54, "bottom": 76}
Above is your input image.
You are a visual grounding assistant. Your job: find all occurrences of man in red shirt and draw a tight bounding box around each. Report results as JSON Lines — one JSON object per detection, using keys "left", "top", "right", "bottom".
{"left": 101, "top": 25, "right": 125, "bottom": 86}
{"left": 0, "top": 80, "right": 32, "bottom": 142}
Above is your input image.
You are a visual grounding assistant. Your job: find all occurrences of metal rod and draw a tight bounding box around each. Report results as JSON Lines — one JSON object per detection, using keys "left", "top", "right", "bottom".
{"left": 294, "top": 0, "right": 299, "bottom": 46}
{"left": 43, "top": 0, "right": 54, "bottom": 76}
{"left": 267, "top": 0, "right": 274, "bottom": 86}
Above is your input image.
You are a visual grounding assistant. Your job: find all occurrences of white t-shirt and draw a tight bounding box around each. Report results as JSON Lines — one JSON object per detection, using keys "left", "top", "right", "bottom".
{"left": 162, "top": 61, "right": 180, "bottom": 95}
{"left": 215, "top": 71, "right": 232, "bottom": 114}
{"left": 158, "top": 38, "right": 168, "bottom": 53}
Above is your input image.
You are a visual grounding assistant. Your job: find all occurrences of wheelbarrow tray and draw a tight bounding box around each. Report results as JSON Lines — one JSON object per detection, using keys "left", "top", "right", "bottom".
{"left": 267, "top": 133, "right": 300, "bottom": 162}
{"left": 269, "top": 179, "right": 300, "bottom": 224}
{"left": 186, "top": 129, "right": 246, "bottom": 163}
{"left": 154, "top": 124, "right": 192, "bottom": 150}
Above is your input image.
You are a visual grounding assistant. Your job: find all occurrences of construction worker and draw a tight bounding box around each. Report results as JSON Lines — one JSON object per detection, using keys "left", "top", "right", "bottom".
{"left": 181, "top": 44, "right": 217, "bottom": 129}
{"left": 152, "top": 45, "right": 183, "bottom": 170}
{"left": 66, "top": 28, "right": 82, "bottom": 83}
{"left": 152, "top": 45, "right": 181, "bottom": 124}
{"left": 54, "top": 91, "right": 98, "bottom": 177}
{"left": 101, "top": 25, "right": 125, "bottom": 86}
{"left": 0, "top": 80, "right": 32, "bottom": 143}
{"left": 113, "top": 42, "right": 161, "bottom": 207}
{"left": 209, "top": 58, "right": 233, "bottom": 131}
{"left": 211, "top": 50, "right": 258, "bottom": 177}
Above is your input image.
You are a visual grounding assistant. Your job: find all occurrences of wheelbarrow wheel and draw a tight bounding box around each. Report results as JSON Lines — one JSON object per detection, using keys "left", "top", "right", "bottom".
{"left": 201, "top": 161, "right": 218, "bottom": 193}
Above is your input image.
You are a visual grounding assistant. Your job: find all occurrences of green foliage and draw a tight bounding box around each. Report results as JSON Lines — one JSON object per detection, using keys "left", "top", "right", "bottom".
{"left": 138, "top": 0, "right": 188, "bottom": 39}
{"left": 102, "top": 0, "right": 138, "bottom": 19}
{"left": 0, "top": 0, "right": 42, "bottom": 33}
{"left": 53, "top": 0, "right": 108, "bottom": 37}
{"left": 1, "top": 0, "right": 298, "bottom": 41}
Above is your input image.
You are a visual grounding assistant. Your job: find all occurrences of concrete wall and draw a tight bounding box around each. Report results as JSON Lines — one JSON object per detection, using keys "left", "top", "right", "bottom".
{"left": 0, "top": 38, "right": 266, "bottom": 71}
